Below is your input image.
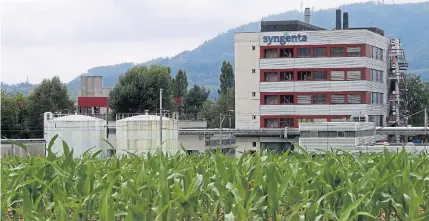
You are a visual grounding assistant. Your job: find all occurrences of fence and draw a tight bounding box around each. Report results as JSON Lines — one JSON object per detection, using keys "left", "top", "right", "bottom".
{"left": 1, "top": 139, "right": 46, "bottom": 157}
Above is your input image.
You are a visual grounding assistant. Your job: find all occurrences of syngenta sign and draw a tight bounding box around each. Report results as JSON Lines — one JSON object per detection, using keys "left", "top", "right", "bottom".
{"left": 262, "top": 32, "right": 308, "bottom": 45}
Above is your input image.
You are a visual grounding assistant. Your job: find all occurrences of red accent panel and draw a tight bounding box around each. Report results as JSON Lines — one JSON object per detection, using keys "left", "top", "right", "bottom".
{"left": 78, "top": 97, "right": 109, "bottom": 107}
{"left": 260, "top": 115, "right": 352, "bottom": 128}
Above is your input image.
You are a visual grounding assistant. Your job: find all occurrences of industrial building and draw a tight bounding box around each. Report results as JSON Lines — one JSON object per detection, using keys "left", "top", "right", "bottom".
{"left": 77, "top": 76, "right": 111, "bottom": 115}
{"left": 234, "top": 8, "right": 409, "bottom": 150}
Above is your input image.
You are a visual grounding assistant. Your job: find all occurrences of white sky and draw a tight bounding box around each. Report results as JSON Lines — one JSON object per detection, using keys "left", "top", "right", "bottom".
{"left": 0, "top": 0, "right": 426, "bottom": 84}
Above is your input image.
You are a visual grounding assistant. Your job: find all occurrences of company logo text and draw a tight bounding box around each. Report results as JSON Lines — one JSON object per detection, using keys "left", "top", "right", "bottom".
{"left": 263, "top": 33, "right": 308, "bottom": 45}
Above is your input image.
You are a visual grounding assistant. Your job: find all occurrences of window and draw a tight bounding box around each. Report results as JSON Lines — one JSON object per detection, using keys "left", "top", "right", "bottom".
{"left": 338, "top": 131, "right": 345, "bottom": 137}
{"left": 252, "top": 46, "right": 255, "bottom": 50}
{"left": 331, "top": 71, "right": 345, "bottom": 81}
{"left": 252, "top": 142, "right": 257, "bottom": 147}
{"left": 347, "top": 94, "right": 362, "bottom": 104}
{"left": 280, "top": 95, "right": 293, "bottom": 104}
{"left": 331, "top": 94, "right": 345, "bottom": 104}
{"left": 372, "top": 46, "right": 377, "bottom": 59}
{"left": 298, "top": 71, "right": 311, "bottom": 80}
{"left": 297, "top": 48, "right": 310, "bottom": 57}
{"left": 371, "top": 92, "right": 379, "bottom": 105}
{"left": 318, "top": 131, "right": 337, "bottom": 137}
{"left": 347, "top": 71, "right": 362, "bottom": 80}
{"left": 331, "top": 47, "right": 345, "bottom": 57}
{"left": 313, "top": 71, "right": 327, "bottom": 80}
{"left": 280, "top": 118, "right": 294, "bottom": 128}
{"left": 280, "top": 71, "right": 293, "bottom": 81}
{"left": 264, "top": 119, "right": 278, "bottom": 128}
{"left": 298, "top": 118, "right": 313, "bottom": 123}
{"left": 252, "top": 92, "right": 256, "bottom": 97}
{"left": 252, "top": 69, "right": 256, "bottom": 74}
{"left": 313, "top": 47, "right": 327, "bottom": 57}
{"left": 297, "top": 95, "right": 311, "bottom": 104}
{"left": 345, "top": 131, "right": 356, "bottom": 137}
{"left": 94, "top": 107, "right": 100, "bottom": 114}
{"left": 347, "top": 47, "right": 361, "bottom": 57}
{"left": 280, "top": 48, "right": 294, "bottom": 58}
{"left": 372, "top": 69, "right": 383, "bottom": 82}
{"left": 252, "top": 115, "right": 256, "bottom": 120}
{"left": 313, "top": 94, "right": 327, "bottom": 104}
{"left": 264, "top": 72, "right": 278, "bottom": 81}
{"left": 264, "top": 48, "right": 278, "bottom": 58}
{"left": 264, "top": 95, "right": 278, "bottom": 104}
{"left": 300, "top": 131, "right": 311, "bottom": 137}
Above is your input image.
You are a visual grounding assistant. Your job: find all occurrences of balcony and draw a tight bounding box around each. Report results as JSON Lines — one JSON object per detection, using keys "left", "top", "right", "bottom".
{"left": 390, "top": 49, "right": 408, "bottom": 70}
{"left": 388, "top": 94, "right": 401, "bottom": 101}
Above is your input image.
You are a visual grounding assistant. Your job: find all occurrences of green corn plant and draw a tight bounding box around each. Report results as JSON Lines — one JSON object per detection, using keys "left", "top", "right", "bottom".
{"left": 2, "top": 138, "right": 429, "bottom": 220}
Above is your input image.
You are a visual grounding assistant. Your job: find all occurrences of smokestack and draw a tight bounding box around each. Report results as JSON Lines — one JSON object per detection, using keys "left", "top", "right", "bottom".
{"left": 304, "top": 8, "right": 311, "bottom": 24}
{"left": 336, "top": 9, "right": 342, "bottom": 30}
{"left": 343, "top": 12, "right": 349, "bottom": 29}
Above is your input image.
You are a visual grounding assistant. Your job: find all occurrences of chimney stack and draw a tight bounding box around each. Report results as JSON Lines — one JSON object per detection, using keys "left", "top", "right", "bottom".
{"left": 304, "top": 8, "right": 311, "bottom": 24}
{"left": 343, "top": 12, "right": 349, "bottom": 29}
{"left": 336, "top": 9, "right": 342, "bottom": 30}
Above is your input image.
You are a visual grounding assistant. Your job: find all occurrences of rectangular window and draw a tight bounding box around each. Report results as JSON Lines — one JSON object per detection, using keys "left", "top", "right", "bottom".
{"left": 345, "top": 131, "right": 356, "bottom": 137}
{"left": 252, "top": 92, "right": 256, "bottom": 97}
{"left": 318, "top": 131, "right": 337, "bottom": 137}
{"left": 264, "top": 48, "right": 278, "bottom": 58}
{"left": 252, "top": 69, "right": 255, "bottom": 73}
{"left": 379, "top": 48, "right": 384, "bottom": 61}
{"left": 379, "top": 71, "right": 383, "bottom": 82}
{"left": 252, "top": 46, "right": 255, "bottom": 50}
{"left": 300, "top": 131, "right": 311, "bottom": 137}
{"left": 313, "top": 118, "right": 328, "bottom": 123}
{"left": 338, "top": 131, "right": 345, "bottom": 137}
{"left": 371, "top": 69, "right": 377, "bottom": 82}
{"left": 371, "top": 92, "right": 380, "bottom": 105}
{"left": 264, "top": 95, "right": 278, "bottom": 104}
{"left": 280, "top": 71, "right": 293, "bottom": 81}
{"left": 252, "top": 142, "right": 256, "bottom": 147}
{"left": 298, "top": 118, "right": 313, "bottom": 123}
{"left": 330, "top": 47, "right": 345, "bottom": 57}
{"left": 280, "top": 118, "right": 294, "bottom": 128}
{"left": 264, "top": 72, "right": 278, "bottom": 81}
{"left": 297, "top": 95, "right": 311, "bottom": 104}
{"left": 347, "top": 94, "right": 362, "bottom": 104}
{"left": 313, "top": 94, "right": 327, "bottom": 104}
{"left": 313, "top": 47, "right": 327, "bottom": 57}
{"left": 252, "top": 115, "right": 256, "bottom": 120}
{"left": 279, "top": 48, "right": 294, "bottom": 58}
{"left": 331, "top": 71, "right": 345, "bottom": 81}
{"left": 313, "top": 71, "right": 328, "bottom": 80}
{"left": 297, "top": 48, "right": 311, "bottom": 57}
{"left": 347, "top": 71, "right": 362, "bottom": 80}
{"left": 331, "top": 94, "right": 345, "bottom": 104}
{"left": 279, "top": 95, "right": 293, "bottom": 104}
{"left": 264, "top": 119, "right": 278, "bottom": 128}
{"left": 347, "top": 47, "right": 361, "bottom": 57}
{"left": 298, "top": 71, "right": 311, "bottom": 80}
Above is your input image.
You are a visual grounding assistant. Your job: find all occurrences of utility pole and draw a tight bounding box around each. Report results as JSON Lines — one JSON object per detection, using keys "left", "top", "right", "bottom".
{"left": 425, "top": 108, "right": 427, "bottom": 142}
{"left": 220, "top": 114, "right": 223, "bottom": 150}
{"left": 160, "top": 88, "right": 163, "bottom": 149}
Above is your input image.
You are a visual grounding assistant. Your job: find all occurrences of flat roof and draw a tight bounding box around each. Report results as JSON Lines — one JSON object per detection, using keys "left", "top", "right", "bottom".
{"left": 261, "top": 20, "right": 325, "bottom": 32}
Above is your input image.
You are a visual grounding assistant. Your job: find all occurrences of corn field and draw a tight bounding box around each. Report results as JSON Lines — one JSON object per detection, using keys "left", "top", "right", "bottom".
{"left": 1, "top": 136, "right": 429, "bottom": 221}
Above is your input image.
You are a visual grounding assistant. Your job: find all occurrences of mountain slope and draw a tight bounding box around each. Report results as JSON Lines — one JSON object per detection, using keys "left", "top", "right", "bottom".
{"left": 5, "top": 2, "right": 429, "bottom": 95}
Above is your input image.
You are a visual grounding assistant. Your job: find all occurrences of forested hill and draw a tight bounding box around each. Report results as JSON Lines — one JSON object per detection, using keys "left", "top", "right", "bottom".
{"left": 4, "top": 2, "right": 429, "bottom": 96}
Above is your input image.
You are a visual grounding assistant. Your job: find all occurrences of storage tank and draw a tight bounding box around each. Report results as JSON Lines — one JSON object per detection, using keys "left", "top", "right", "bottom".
{"left": 115, "top": 112, "right": 179, "bottom": 155}
{"left": 44, "top": 112, "right": 108, "bottom": 158}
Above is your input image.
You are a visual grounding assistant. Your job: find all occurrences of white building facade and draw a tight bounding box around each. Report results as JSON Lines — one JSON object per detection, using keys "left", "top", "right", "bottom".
{"left": 235, "top": 27, "right": 394, "bottom": 131}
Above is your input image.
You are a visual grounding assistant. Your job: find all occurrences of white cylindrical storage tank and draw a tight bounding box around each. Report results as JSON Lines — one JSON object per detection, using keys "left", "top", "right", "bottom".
{"left": 115, "top": 114, "right": 179, "bottom": 156}
{"left": 44, "top": 113, "right": 107, "bottom": 158}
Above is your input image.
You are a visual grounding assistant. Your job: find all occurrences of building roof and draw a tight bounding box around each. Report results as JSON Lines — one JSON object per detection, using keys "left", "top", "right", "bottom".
{"left": 52, "top": 115, "right": 105, "bottom": 122}
{"left": 118, "top": 114, "right": 172, "bottom": 122}
{"left": 261, "top": 20, "right": 326, "bottom": 32}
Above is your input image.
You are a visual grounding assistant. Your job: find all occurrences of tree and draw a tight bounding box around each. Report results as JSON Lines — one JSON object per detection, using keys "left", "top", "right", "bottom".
{"left": 109, "top": 65, "right": 173, "bottom": 115}
{"left": 26, "top": 76, "right": 75, "bottom": 138}
{"left": 172, "top": 70, "right": 188, "bottom": 115}
{"left": 201, "top": 88, "right": 235, "bottom": 128}
{"left": 405, "top": 73, "right": 429, "bottom": 126}
{"left": 184, "top": 85, "right": 210, "bottom": 119}
{"left": 173, "top": 69, "right": 188, "bottom": 98}
{"left": 1, "top": 90, "right": 30, "bottom": 139}
{"left": 218, "top": 61, "right": 234, "bottom": 95}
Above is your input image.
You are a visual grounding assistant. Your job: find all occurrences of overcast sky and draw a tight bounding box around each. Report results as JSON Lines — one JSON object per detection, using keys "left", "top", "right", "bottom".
{"left": 1, "top": 0, "right": 425, "bottom": 84}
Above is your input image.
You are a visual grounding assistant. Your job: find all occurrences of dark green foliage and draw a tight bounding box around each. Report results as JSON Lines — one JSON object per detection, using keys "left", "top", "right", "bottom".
{"left": 405, "top": 73, "right": 429, "bottom": 126}
{"left": 201, "top": 88, "right": 235, "bottom": 128}
{"left": 173, "top": 70, "right": 188, "bottom": 98}
{"left": 1, "top": 90, "right": 29, "bottom": 139}
{"left": 183, "top": 85, "right": 210, "bottom": 119}
{"left": 26, "top": 76, "right": 75, "bottom": 138}
{"left": 108, "top": 65, "right": 173, "bottom": 115}
{"left": 218, "top": 61, "right": 234, "bottom": 96}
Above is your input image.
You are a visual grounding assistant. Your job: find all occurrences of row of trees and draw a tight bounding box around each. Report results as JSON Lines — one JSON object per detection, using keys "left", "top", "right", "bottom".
{"left": 1, "top": 61, "right": 235, "bottom": 138}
